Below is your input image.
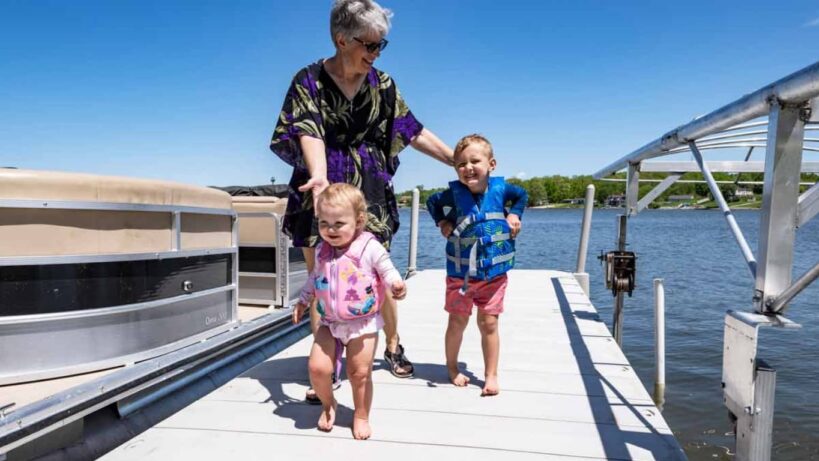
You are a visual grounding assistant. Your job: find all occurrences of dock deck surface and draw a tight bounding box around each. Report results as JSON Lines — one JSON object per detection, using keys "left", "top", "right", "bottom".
{"left": 104, "top": 270, "right": 684, "bottom": 460}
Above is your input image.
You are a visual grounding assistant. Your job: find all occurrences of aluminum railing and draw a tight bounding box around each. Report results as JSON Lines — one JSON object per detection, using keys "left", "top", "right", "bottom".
{"left": 593, "top": 59, "right": 819, "bottom": 461}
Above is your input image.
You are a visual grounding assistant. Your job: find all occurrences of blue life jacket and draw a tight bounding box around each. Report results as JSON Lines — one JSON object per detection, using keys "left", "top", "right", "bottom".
{"left": 445, "top": 177, "right": 516, "bottom": 284}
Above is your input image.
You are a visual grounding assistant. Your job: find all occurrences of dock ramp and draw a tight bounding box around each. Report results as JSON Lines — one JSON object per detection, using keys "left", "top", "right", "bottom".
{"left": 103, "top": 270, "right": 683, "bottom": 460}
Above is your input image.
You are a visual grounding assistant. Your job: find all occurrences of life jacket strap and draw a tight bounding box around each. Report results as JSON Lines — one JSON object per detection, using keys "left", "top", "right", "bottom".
{"left": 447, "top": 232, "right": 511, "bottom": 246}
{"left": 446, "top": 251, "right": 516, "bottom": 266}
{"left": 455, "top": 249, "right": 515, "bottom": 294}
{"left": 452, "top": 212, "right": 506, "bottom": 237}
{"left": 488, "top": 252, "right": 515, "bottom": 266}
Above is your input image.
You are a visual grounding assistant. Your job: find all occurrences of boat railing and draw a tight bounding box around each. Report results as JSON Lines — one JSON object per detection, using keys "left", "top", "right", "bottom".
{"left": 0, "top": 190, "right": 316, "bottom": 459}
{"left": 0, "top": 197, "right": 240, "bottom": 385}
{"left": 592, "top": 60, "right": 819, "bottom": 461}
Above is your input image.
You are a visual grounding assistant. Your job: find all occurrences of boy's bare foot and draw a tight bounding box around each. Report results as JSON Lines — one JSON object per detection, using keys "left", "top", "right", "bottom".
{"left": 352, "top": 417, "right": 372, "bottom": 440}
{"left": 448, "top": 370, "right": 470, "bottom": 387}
{"left": 317, "top": 400, "right": 337, "bottom": 432}
{"left": 481, "top": 375, "right": 499, "bottom": 396}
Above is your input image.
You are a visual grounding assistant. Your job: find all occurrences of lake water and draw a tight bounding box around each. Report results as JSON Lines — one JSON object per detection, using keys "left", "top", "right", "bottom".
{"left": 390, "top": 208, "right": 819, "bottom": 460}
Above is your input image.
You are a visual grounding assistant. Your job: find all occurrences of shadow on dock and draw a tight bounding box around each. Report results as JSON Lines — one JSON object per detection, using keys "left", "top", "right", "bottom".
{"left": 551, "top": 277, "right": 684, "bottom": 460}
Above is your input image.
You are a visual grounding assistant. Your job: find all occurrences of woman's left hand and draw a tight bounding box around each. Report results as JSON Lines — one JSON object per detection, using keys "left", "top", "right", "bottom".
{"left": 298, "top": 175, "right": 329, "bottom": 209}
{"left": 298, "top": 135, "right": 330, "bottom": 209}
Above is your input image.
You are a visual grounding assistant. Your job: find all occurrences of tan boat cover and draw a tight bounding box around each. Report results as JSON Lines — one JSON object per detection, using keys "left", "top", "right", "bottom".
{"left": 0, "top": 169, "right": 233, "bottom": 256}
{"left": 232, "top": 196, "right": 287, "bottom": 246}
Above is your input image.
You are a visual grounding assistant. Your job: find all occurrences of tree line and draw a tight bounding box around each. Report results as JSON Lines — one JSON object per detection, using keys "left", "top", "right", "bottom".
{"left": 398, "top": 172, "right": 819, "bottom": 208}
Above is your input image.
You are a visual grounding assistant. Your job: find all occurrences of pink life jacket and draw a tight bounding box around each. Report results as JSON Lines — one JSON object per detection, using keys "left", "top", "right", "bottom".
{"left": 313, "top": 232, "right": 384, "bottom": 323}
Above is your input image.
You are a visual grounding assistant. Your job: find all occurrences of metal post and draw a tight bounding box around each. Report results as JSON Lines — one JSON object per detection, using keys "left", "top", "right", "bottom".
{"left": 405, "top": 188, "right": 420, "bottom": 279}
{"left": 575, "top": 185, "right": 595, "bottom": 273}
{"left": 275, "top": 213, "right": 290, "bottom": 308}
{"left": 690, "top": 141, "right": 757, "bottom": 279}
{"left": 653, "top": 278, "right": 666, "bottom": 409}
{"left": 574, "top": 184, "right": 595, "bottom": 296}
{"left": 230, "top": 213, "right": 239, "bottom": 319}
{"left": 723, "top": 312, "right": 798, "bottom": 461}
{"left": 755, "top": 104, "right": 806, "bottom": 312}
{"left": 613, "top": 293, "right": 624, "bottom": 346}
{"left": 626, "top": 163, "right": 640, "bottom": 216}
{"left": 171, "top": 211, "right": 181, "bottom": 251}
{"left": 617, "top": 214, "right": 627, "bottom": 250}
{"left": 612, "top": 215, "right": 627, "bottom": 346}
{"left": 736, "top": 360, "right": 776, "bottom": 461}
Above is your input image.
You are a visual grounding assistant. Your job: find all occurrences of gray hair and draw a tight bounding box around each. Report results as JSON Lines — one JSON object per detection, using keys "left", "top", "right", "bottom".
{"left": 330, "top": 0, "right": 392, "bottom": 45}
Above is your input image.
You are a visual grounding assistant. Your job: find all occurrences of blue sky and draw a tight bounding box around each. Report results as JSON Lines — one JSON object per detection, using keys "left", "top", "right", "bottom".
{"left": 2, "top": 0, "right": 819, "bottom": 192}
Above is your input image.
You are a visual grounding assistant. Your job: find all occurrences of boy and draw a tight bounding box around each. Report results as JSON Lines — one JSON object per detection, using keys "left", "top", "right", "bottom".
{"left": 425, "top": 134, "right": 527, "bottom": 396}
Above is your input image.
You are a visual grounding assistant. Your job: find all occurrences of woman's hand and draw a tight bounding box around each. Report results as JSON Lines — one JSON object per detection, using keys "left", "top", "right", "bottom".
{"left": 438, "top": 220, "right": 454, "bottom": 238}
{"left": 506, "top": 214, "right": 522, "bottom": 238}
{"left": 292, "top": 301, "right": 308, "bottom": 324}
{"left": 298, "top": 176, "right": 329, "bottom": 209}
{"left": 391, "top": 280, "right": 407, "bottom": 300}
{"left": 298, "top": 135, "right": 329, "bottom": 209}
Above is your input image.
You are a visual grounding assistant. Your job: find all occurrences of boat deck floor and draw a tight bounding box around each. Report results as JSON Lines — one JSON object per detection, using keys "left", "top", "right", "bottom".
{"left": 103, "top": 270, "right": 684, "bottom": 460}
{"left": 0, "top": 305, "right": 273, "bottom": 410}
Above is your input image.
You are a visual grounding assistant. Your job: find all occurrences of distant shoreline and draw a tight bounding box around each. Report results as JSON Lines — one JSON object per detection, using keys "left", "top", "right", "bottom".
{"left": 399, "top": 203, "right": 762, "bottom": 210}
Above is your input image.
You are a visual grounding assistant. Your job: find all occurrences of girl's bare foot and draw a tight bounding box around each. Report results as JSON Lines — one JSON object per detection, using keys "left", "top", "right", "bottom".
{"left": 352, "top": 417, "right": 372, "bottom": 440}
{"left": 317, "top": 400, "right": 337, "bottom": 432}
{"left": 481, "top": 375, "right": 499, "bottom": 396}
{"left": 448, "top": 369, "right": 470, "bottom": 387}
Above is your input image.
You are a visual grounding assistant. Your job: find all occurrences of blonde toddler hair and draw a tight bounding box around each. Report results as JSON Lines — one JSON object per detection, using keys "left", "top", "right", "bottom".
{"left": 316, "top": 183, "right": 368, "bottom": 224}
{"left": 453, "top": 133, "right": 494, "bottom": 160}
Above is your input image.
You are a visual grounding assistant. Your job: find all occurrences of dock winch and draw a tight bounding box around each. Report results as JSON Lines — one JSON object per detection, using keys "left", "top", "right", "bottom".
{"left": 599, "top": 250, "right": 636, "bottom": 297}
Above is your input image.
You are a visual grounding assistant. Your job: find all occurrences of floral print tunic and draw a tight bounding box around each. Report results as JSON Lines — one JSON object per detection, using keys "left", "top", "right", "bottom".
{"left": 270, "top": 60, "right": 423, "bottom": 249}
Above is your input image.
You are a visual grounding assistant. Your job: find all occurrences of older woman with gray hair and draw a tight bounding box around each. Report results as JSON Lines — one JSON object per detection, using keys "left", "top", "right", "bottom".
{"left": 270, "top": 0, "right": 453, "bottom": 404}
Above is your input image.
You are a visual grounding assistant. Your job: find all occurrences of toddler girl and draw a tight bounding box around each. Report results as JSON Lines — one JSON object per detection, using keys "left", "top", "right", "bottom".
{"left": 292, "top": 183, "right": 406, "bottom": 440}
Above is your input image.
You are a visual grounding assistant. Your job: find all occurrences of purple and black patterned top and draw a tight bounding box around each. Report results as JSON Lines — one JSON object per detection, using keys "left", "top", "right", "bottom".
{"left": 270, "top": 60, "right": 423, "bottom": 248}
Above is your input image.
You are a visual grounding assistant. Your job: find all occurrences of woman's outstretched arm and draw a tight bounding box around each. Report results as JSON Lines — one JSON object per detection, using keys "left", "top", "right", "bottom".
{"left": 410, "top": 128, "right": 454, "bottom": 166}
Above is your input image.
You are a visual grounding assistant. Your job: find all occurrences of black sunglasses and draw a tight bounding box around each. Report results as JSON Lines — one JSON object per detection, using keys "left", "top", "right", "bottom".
{"left": 353, "top": 37, "right": 388, "bottom": 53}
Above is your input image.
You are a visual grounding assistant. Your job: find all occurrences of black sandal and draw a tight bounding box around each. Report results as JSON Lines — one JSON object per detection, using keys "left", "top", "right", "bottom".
{"left": 305, "top": 388, "right": 321, "bottom": 405}
{"left": 384, "top": 344, "right": 414, "bottom": 378}
{"left": 304, "top": 372, "right": 341, "bottom": 405}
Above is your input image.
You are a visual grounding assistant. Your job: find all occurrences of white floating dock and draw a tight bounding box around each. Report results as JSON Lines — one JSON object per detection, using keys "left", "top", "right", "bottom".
{"left": 104, "top": 270, "right": 684, "bottom": 460}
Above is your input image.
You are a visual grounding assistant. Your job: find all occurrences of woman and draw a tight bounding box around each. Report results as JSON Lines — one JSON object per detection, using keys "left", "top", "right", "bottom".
{"left": 270, "top": 0, "right": 453, "bottom": 396}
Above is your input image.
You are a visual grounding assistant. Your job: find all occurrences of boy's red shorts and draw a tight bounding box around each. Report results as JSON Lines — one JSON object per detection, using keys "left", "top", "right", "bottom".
{"left": 444, "top": 274, "right": 508, "bottom": 316}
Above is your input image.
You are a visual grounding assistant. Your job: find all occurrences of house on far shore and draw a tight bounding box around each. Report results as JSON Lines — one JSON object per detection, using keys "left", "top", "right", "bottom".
{"left": 561, "top": 198, "right": 585, "bottom": 205}
{"left": 668, "top": 194, "right": 694, "bottom": 203}
{"left": 606, "top": 194, "right": 625, "bottom": 208}
{"left": 735, "top": 188, "right": 754, "bottom": 199}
